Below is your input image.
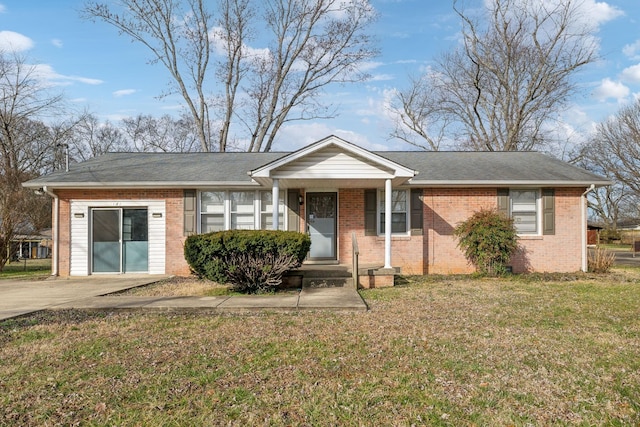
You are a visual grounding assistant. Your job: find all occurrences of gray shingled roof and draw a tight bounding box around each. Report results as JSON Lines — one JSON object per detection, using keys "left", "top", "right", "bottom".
{"left": 380, "top": 152, "right": 608, "bottom": 184}
{"left": 24, "top": 150, "right": 609, "bottom": 188}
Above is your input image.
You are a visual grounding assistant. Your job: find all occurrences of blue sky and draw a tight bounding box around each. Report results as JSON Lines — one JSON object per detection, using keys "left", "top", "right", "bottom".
{"left": 0, "top": 0, "right": 639, "bottom": 153}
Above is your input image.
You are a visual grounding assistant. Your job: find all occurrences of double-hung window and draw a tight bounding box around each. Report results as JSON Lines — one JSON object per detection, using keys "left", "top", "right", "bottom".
{"left": 201, "top": 191, "right": 225, "bottom": 232}
{"left": 510, "top": 190, "right": 538, "bottom": 234}
{"left": 498, "top": 188, "right": 555, "bottom": 236}
{"left": 230, "top": 191, "right": 255, "bottom": 230}
{"left": 260, "top": 191, "right": 285, "bottom": 230}
{"left": 379, "top": 189, "right": 409, "bottom": 234}
{"left": 200, "top": 190, "right": 285, "bottom": 232}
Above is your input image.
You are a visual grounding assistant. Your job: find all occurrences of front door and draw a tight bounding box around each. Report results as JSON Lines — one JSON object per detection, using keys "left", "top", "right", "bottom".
{"left": 306, "top": 192, "right": 337, "bottom": 260}
{"left": 91, "top": 208, "right": 149, "bottom": 273}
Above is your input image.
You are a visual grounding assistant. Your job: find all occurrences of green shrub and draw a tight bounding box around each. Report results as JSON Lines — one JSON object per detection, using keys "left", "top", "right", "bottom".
{"left": 453, "top": 208, "right": 519, "bottom": 276}
{"left": 184, "top": 230, "right": 311, "bottom": 293}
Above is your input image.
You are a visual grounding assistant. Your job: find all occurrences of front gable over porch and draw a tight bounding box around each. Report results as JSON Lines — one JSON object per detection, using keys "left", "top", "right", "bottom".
{"left": 250, "top": 135, "right": 418, "bottom": 269}
{"left": 249, "top": 135, "right": 417, "bottom": 188}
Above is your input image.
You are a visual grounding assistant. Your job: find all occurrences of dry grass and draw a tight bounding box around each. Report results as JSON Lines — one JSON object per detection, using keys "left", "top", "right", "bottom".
{"left": 117, "top": 276, "right": 231, "bottom": 297}
{"left": 1, "top": 270, "right": 639, "bottom": 426}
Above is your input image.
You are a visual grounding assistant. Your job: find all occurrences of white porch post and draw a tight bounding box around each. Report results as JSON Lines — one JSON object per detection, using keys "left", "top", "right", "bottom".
{"left": 384, "top": 178, "right": 392, "bottom": 268}
{"left": 272, "top": 178, "right": 280, "bottom": 230}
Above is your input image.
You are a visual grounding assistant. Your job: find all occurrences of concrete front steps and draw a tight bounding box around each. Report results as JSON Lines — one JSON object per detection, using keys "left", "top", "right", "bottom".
{"left": 284, "top": 264, "right": 399, "bottom": 289}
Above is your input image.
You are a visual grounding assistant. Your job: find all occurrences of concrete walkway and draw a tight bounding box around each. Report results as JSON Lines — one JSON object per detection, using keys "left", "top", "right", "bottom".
{"left": 0, "top": 275, "right": 367, "bottom": 321}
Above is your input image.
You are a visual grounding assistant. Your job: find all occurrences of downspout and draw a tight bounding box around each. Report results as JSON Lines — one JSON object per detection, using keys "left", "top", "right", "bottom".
{"left": 581, "top": 184, "right": 595, "bottom": 272}
{"left": 43, "top": 186, "right": 59, "bottom": 276}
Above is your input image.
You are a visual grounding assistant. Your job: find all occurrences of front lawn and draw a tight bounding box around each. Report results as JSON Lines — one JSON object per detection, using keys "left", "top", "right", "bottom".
{"left": 0, "top": 258, "right": 51, "bottom": 280}
{"left": 1, "top": 271, "right": 639, "bottom": 425}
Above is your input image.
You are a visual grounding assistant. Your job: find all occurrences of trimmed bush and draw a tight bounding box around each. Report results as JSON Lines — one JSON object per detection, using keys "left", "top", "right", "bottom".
{"left": 184, "top": 230, "right": 311, "bottom": 293}
{"left": 454, "top": 208, "right": 519, "bottom": 276}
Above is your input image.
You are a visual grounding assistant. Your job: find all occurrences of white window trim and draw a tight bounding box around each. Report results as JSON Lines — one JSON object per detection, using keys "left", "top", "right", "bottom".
{"left": 509, "top": 188, "right": 542, "bottom": 236}
{"left": 199, "top": 189, "right": 287, "bottom": 232}
{"left": 377, "top": 188, "right": 410, "bottom": 236}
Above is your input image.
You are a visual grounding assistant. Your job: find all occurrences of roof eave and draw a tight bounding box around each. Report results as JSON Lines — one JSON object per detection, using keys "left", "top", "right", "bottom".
{"left": 406, "top": 180, "right": 613, "bottom": 187}
{"left": 22, "top": 181, "right": 260, "bottom": 189}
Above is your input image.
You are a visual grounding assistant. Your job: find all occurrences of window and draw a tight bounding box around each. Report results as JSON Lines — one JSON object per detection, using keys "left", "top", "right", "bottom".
{"left": 260, "top": 191, "right": 284, "bottom": 230}
{"left": 199, "top": 190, "right": 285, "bottom": 232}
{"left": 231, "top": 191, "right": 255, "bottom": 230}
{"left": 201, "top": 191, "right": 225, "bottom": 232}
{"left": 510, "top": 190, "right": 538, "bottom": 234}
{"left": 379, "top": 189, "right": 409, "bottom": 234}
{"left": 498, "top": 188, "right": 553, "bottom": 235}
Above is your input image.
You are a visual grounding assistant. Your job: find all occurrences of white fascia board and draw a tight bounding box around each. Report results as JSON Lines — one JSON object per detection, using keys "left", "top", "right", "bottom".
{"left": 406, "top": 179, "right": 613, "bottom": 187}
{"left": 23, "top": 181, "right": 261, "bottom": 189}
{"left": 250, "top": 135, "right": 417, "bottom": 178}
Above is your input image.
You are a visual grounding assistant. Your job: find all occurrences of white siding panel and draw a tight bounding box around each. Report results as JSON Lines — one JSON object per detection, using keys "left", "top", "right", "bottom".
{"left": 273, "top": 147, "right": 394, "bottom": 179}
{"left": 147, "top": 202, "right": 166, "bottom": 274}
{"left": 69, "top": 200, "right": 166, "bottom": 276}
{"left": 70, "top": 201, "right": 90, "bottom": 276}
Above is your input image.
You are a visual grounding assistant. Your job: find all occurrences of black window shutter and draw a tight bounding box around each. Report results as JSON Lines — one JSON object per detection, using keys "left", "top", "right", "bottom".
{"left": 364, "top": 189, "right": 377, "bottom": 236}
{"left": 410, "top": 188, "right": 423, "bottom": 235}
{"left": 184, "top": 189, "right": 196, "bottom": 235}
{"left": 287, "top": 190, "right": 300, "bottom": 232}
{"left": 497, "top": 188, "right": 509, "bottom": 217}
{"left": 542, "top": 188, "right": 555, "bottom": 235}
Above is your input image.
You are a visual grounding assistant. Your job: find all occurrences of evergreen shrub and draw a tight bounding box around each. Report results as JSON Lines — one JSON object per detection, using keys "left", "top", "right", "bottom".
{"left": 454, "top": 208, "right": 519, "bottom": 276}
{"left": 184, "top": 230, "right": 311, "bottom": 293}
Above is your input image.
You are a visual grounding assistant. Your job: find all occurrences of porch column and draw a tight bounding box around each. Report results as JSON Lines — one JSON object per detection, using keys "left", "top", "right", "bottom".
{"left": 272, "top": 178, "right": 280, "bottom": 230}
{"left": 384, "top": 178, "right": 392, "bottom": 268}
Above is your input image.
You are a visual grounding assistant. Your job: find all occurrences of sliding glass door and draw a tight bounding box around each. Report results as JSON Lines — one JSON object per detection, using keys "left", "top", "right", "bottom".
{"left": 92, "top": 208, "right": 148, "bottom": 273}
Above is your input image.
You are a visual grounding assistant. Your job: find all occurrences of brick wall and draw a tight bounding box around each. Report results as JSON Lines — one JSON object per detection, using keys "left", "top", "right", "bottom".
{"left": 54, "top": 186, "right": 586, "bottom": 277}
{"left": 338, "top": 189, "right": 425, "bottom": 275}
{"left": 336, "top": 187, "right": 585, "bottom": 275}
{"left": 55, "top": 189, "right": 190, "bottom": 277}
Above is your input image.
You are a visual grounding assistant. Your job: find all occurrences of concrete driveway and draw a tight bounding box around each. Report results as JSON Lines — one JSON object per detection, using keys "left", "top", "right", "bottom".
{"left": 0, "top": 275, "right": 169, "bottom": 321}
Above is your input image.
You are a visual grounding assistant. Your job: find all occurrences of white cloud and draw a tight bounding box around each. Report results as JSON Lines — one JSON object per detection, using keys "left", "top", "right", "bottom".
{"left": 31, "top": 64, "right": 103, "bottom": 87}
{"left": 208, "top": 26, "right": 271, "bottom": 62}
{"left": 51, "top": 39, "right": 63, "bottom": 48}
{"left": 0, "top": 4, "right": 6, "bottom": 13}
{"left": 113, "top": 89, "right": 137, "bottom": 97}
{"left": 621, "top": 64, "right": 640, "bottom": 84}
{"left": 592, "top": 78, "right": 630, "bottom": 101}
{"left": 581, "top": 0, "right": 624, "bottom": 26}
{"left": 270, "top": 122, "right": 385, "bottom": 152}
{"left": 481, "top": 0, "right": 623, "bottom": 30}
{"left": 0, "top": 30, "right": 33, "bottom": 52}
{"left": 369, "top": 74, "right": 395, "bottom": 82}
{"left": 623, "top": 40, "right": 640, "bottom": 59}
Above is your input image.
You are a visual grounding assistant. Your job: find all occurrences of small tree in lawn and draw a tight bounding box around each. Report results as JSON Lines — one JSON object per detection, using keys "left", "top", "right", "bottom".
{"left": 454, "top": 209, "right": 518, "bottom": 276}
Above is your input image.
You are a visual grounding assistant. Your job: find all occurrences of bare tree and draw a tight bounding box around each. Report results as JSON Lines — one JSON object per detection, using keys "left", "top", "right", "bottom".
{"left": 581, "top": 100, "right": 640, "bottom": 228}
{"left": 575, "top": 146, "right": 627, "bottom": 229}
{"left": 213, "top": 0, "right": 254, "bottom": 152}
{"left": 245, "top": 0, "right": 378, "bottom": 152}
{"left": 60, "top": 113, "right": 130, "bottom": 162}
{"left": 391, "top": 0, "right": 597, "bottom": 151}
{"left": 571, "top": 98, "right": 640, "bottom": 232}
{"left": 122, "top": 113, "right": 200, "bottom": 152}
{"left": 82, "top": 0, "right": 378, "bottom": 152}
{"left": 0, "top": 53, "right": 64, "bottom": 270}
{"left": 83, "top": 0, "right": 213, "bottom": 151}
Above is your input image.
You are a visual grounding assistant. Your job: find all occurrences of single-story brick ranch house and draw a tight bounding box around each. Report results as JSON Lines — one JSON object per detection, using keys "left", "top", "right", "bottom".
{"left": 24, "top": 135, "right": 609, "bottom": 284}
